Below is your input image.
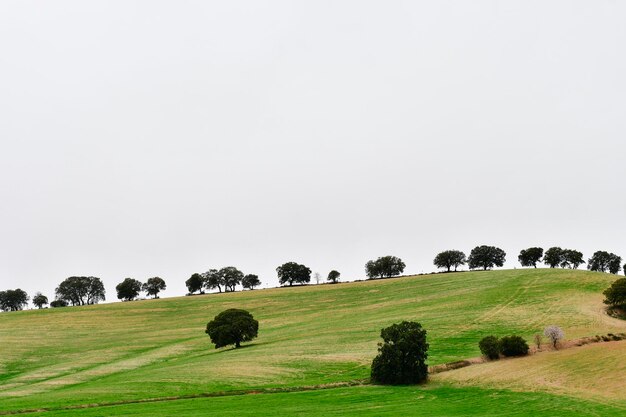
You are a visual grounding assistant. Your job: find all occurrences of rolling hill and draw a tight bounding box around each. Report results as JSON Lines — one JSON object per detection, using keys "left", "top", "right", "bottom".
{"left": 0, "top": 268, "right": 624, "bottom": 415}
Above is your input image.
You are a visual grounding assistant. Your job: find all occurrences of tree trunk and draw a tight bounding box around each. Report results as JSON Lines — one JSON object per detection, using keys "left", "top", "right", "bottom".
{"left": 235, "top": 341, "right": 241, "bottom": 348}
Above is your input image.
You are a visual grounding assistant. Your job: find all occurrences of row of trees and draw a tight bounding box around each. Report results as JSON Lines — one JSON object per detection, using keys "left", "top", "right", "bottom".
{"left": 433, "top": 246, "right": 506, "bottom": 272}
{"left": 433, "top": 246, "right": 624, "bottom": 275}
{"left": 186, "top": 267, "right": 261, "bottom": 294}
{"left": 116, "top": 277, "right": 167, "bottom": 301}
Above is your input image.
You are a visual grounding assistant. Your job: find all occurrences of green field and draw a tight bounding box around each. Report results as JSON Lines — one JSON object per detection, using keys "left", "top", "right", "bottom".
{"left": 1, "top": 268, "right": 624, "bottom": 415}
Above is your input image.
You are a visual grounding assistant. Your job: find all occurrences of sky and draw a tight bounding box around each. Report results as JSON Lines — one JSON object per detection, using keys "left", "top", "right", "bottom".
{"left": 1, "top": 1, "right": 625, "bottom": 304}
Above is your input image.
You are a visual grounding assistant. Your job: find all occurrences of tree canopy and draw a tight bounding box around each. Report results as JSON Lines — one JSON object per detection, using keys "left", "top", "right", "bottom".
{"left": 0, "top": 289, "right": 29, "bottom": 312}
{"left": 603, "top": 278, "right": 626, "bottom": 308}
{"left": 116, "top": 278, "right": 143, "bottom": 301}
{"left": 55, "top": 276, "right": 105, "bottom": 306}
{"left": 203, "top": 269, "right": 222, "bottom": 293}
{"left": 588, "top": 251, "right": 621, "bottom": 273}
{"left": 219, "top": 267, "right": 244, "bottom": 292}
{"left": 242, "top": 274, "right": 261, "bottom": 290}
{"left": 142, "top": 277, "right": 166, "bottom": 298}
{"left": 561, "top": 249, "right": 585, "bottom": 269}
{"left": 365, "top": 256, "right": 406, "bottom": 279}
{"left": 186, "top": 273, "right": 204, "bottom": 294}
{"left": 276, "top": 262, "right": 311, "bottom": 286}
{"left": 32, "top": 292, "right": 48, "bottom": 309}
{"left": 518, "top": 247, "right": 543, "bottom": 268}
{"left": 543, "top": 247, "right": 563, "bottom": 268}
{"left": 370, "top": 321, "right": 428, "bottom": 385}
{"left": 433, "top": 250, "right": 466, "bottom": 272}
{"left": 468, "top": 246, "right": 506, "bottom": 270}
{"left": 205, "top": 309, "right": 259, "bottom": 348}
{"left": 327, "top": 270, "right": 341, "bottom": 283}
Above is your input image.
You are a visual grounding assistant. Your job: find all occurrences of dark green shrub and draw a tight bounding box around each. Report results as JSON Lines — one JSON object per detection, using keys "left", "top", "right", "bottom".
{"left": 603, "top": 278, "right": 626, "bottom": 308}
{"left": 478, "top": 336, "right": 500, "bottom": 360}
{"left": 499, "top": 335, "right": 529, "bottom": 357}
{"left": 371, "top": 321, "right": 428, "bottom": 385}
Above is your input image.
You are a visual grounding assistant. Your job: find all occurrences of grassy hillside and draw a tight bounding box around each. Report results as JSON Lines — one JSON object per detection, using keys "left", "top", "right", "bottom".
{"left": 0, "top": 268, "right": 623, "bottom": 414}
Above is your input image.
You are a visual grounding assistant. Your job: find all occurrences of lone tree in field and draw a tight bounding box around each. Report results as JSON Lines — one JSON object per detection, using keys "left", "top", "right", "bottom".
{"left": 543, "top": 247, "right": 563, "bottom": 268}
{"left": 371, "top": 321, "right": 428, "bottom": 385}
{"left": 327, "top": 270, "right": 341, "bottom": 283}
{"left": 0, "top": 289, "right": 29, "bottom": 312}
{"left": 116, "top": 278, "right": 143, "bottom": 301}
{"left": 242, "top": 274, "right": 261, "bottom": 290}
{"left": 588, "top": 251, "right": 621, "bottom": 273}
{"left": 186, "top": 273, "right": 205, "bottom": 294}
{"left": 561, "top": 249, "right": 585, "bottom": 269}
{"left": 603, "top": 278, "right": 626, "bottom": 308}
{"left": 32, "top": 292, "right": 48, "bottom": 309}
{"left": 142, "top": 277, "right": 166, "bottom": 299}
{"left": 202, "top": 269, "right": 222, "bottom": 293}
{"left": 518, "top": 247, "right": 543, "bottom": 268}
{"left": 468, "top": 246, "right": 506, "bottom": 270}
{"left": 55, "top": 276, "right": 105, "bottom": 306}
{"left": 276, "top": 262, "right": 311, "bottom": 286}
{"left": 365, "top": 256, "right": 406, "bottom": 279}
{"left": 433, "top": 250, "right": 466, "bottom": 272}
{"left": 205, "top": 309, "right": 259, "bottom": 348}
{"left": 219, "top": 267, "right": 244, "bottom": 292}
{"left": 543, "top": 325, "right": 564, "bottom": 349}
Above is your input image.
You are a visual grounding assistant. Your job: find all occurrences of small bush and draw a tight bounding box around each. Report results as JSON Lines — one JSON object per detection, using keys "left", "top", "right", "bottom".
{"left": 478, "top": 336, "right": 500, "bottom": 360}
{"left": 499, "top": 335, "right": 529, "bottom": 357}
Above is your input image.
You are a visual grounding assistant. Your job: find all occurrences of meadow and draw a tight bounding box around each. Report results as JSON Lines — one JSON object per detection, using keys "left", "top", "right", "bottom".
{"left": 0, "top": 268, "right": 624, "bottom": 415}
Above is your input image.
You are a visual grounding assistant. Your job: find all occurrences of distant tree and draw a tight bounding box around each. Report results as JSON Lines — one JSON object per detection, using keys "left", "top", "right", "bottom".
{"left": 533, "top": 334, "right": 543, "bottom": 350}
{"left": 561, "top": 249, "right": 585, "bottom": 269}
{"left": 0, "top": 289, "right": 29, "bottom": 311}
{"left": 478, "top": 336, "right": 500, "bottom": 360}
{"left": 50, "top": 299, "right": 68, "bottom": 308}
{"left": 327, "top": 270, "right": 341, "bottom": 283}
{"left": 365, "top": 256, "right": 406, "bottom": 279}
{"left": 588, "top": 251, "right": 615, "bottom": 273}
{"left": 205, "top": 309, "right": 259, "bottom": 348}
{"left": 468, "top": 246, "right": 506, "bottom": 271}
{"left": 276, "top": 262, "right": 311, "bottom": 286}
{"left": 314, "top": 272, "right": 321, "bottom": 285}
{"left": 202, "top": 269, "right": 222, "bottom": 293}
{"left": 603, "top": 278, "right": 626, "bottom": 308}
{"left": 219, "top": 267, "right": 244, "bottom": 292}
{"left": 370, "top": 321, "right": 428, "bottom": 385}
{"left": 624, "top": 264, "right": 626, "bottom": 275}
{"left": 498, "top": 335, "right": 529, "bottom": 357}
{"left": 433, "top": 250, "right": 466, "bottom": 272}
{"left": 608, "top": 254, "right": 623, "bottom": 275}
{"left": 55, "top": 276, "right": 105, "bottom": 306}
{"left": 543, "top": 247, "right": 563, "bottom": 268}
{"left": 32, "top": 292, "right": 48, "bottom": 309}
{"left": 242, "top": 274, "right": 261, "bottom": 290}
{"left": 116, "top": 278, "right": 143, "bottom": 301}
{"left": 186, "top": 273, "right": 205, "bottom": 294}
{"left": 142, "top": 277, "right": 166, "bottom": 299}
{"left": 517, "top": 247, "right": 543, "bottom": 268}
{"left": 543, "top": 325, "right": 564, "bottom": 349}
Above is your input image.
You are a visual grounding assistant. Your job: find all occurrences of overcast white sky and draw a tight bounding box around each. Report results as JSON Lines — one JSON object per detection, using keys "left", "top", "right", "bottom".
{"left": 1, "top": 1, "right": 625, "bottom": 303}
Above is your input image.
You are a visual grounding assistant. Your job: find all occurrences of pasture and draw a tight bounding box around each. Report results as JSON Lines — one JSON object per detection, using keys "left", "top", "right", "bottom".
{"left": 0, "top": 268, "right": 623, "bottom": 415}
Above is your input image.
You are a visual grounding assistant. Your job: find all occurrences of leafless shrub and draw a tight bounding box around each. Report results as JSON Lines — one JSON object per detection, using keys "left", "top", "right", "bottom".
{"left": 544, "top": 325, "right": 564, "bottom": 349}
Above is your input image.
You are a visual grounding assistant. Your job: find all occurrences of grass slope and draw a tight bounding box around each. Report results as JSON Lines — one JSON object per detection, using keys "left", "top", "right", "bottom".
{"left": 0, "top": 268, "right": 623, "bottom": 414}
